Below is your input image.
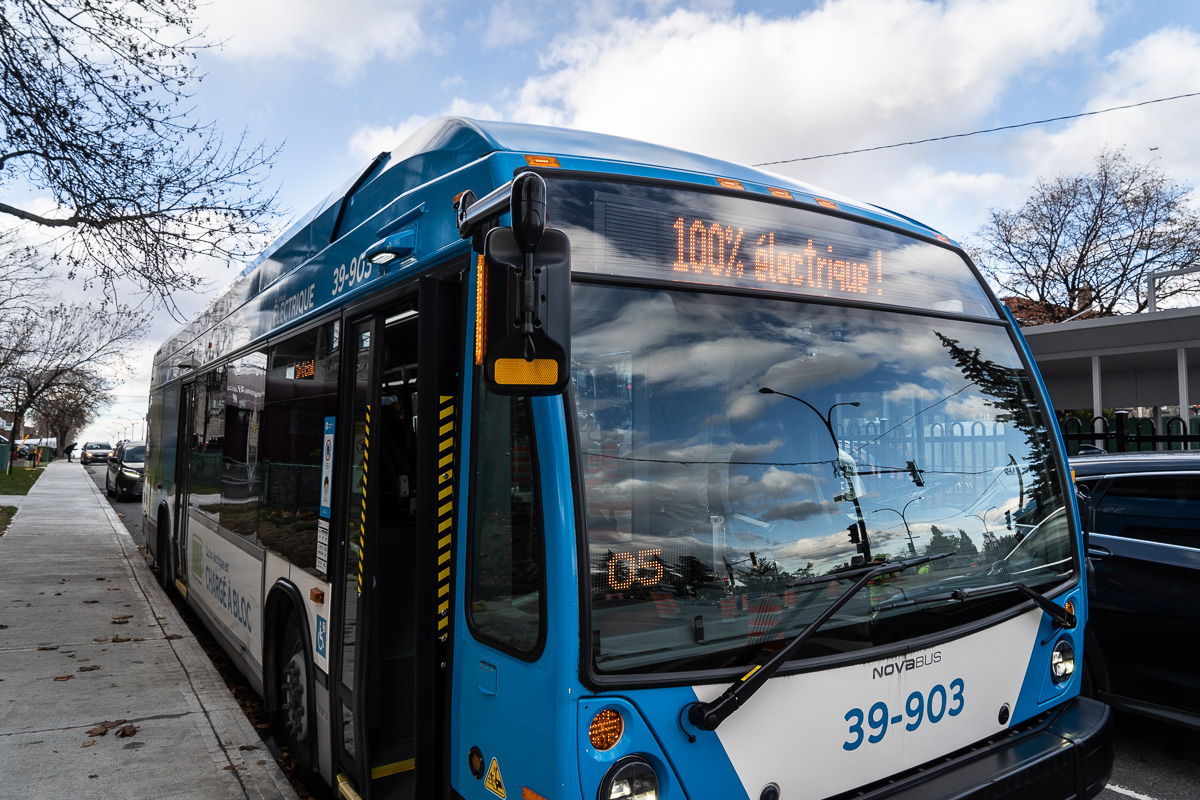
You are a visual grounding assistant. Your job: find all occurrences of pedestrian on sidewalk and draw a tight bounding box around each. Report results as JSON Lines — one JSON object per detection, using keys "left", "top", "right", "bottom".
{"left": 64, "top": 442, "right": 77, "bottom": 461}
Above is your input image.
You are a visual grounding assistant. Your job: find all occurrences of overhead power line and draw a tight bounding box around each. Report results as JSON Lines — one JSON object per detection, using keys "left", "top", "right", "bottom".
{"left": 753, "top": 91, "right": 1200, "bottom": 166}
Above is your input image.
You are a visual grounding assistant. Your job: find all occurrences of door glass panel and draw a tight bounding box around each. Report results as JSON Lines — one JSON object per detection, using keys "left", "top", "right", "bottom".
{"left": 340, "top": 322, "right": 372, "bottom": 703}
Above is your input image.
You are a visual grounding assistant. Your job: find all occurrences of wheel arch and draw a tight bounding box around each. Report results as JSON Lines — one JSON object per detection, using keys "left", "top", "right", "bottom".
{"left": 263, "top": 579, "right": 312, "bottom": 714}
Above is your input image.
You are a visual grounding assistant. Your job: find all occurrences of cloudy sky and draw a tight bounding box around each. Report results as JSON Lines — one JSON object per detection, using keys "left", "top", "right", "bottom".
{"left": 75, "top": 0, "right": 1200, "bottom": 441}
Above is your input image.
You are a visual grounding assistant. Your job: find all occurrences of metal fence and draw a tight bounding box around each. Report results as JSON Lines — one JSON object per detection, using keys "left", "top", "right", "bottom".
{"left": 1060, "top": 411, "right": 1200, "bottom": 455}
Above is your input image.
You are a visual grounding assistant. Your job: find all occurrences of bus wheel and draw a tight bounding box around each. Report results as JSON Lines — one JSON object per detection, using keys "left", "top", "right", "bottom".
{"left": 278, "top": 615, "right": 313, "bottom": 775}
{"left": 1080, "top": 659, "right": 1097, "bottom": 699}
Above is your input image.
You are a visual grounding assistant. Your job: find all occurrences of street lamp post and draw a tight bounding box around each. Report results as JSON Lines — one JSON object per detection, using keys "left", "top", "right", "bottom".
{"left": 875, "top": 496, "right": 924, "bottom": 555}
{"left": 758, "top": 387, "right": 871, "bottom": 561}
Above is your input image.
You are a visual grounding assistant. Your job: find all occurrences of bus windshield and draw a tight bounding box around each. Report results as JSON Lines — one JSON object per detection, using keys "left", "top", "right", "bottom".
{"left": 571, "top": 285, "right": 1072, "bottom": 677}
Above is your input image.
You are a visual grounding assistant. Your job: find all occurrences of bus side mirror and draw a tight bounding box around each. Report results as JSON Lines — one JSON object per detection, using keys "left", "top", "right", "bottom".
{"left": 480, "top": 174, "right": 570, "bottom": 396}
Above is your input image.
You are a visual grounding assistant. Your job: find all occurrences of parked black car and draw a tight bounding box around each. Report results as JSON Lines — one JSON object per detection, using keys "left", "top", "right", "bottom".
{"left": 80, "top": 441, "right": 114, "bottom": 465}
{"left": 1072, "top": 451, "right": 1200, "bottom": 730}
{"left": 105, "top": 441, "right": 145, "bottom": 501}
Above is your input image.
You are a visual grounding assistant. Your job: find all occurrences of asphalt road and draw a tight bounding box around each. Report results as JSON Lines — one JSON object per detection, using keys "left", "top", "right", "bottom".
{"left": 81, "top": 463, "right": 1198, "bottom": 800}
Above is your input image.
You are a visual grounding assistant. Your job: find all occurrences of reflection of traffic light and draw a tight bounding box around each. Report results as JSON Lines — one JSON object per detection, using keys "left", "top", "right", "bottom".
{"left": 906, "top": 460, "right": 925, "bottom": 487}
{"left": 848, "top": 524, "right": 861, "bottom": 545}
{"left": 1005, "top": 510, "right": 1013, "bottom": 529}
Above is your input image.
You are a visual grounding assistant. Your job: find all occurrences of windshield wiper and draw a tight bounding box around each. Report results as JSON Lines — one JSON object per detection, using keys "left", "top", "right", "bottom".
{"left": 685, "top": 552, "right": 953, "bottom": 732}
{"left": 873, "top": 580, "right": 1076, "bottom": 630}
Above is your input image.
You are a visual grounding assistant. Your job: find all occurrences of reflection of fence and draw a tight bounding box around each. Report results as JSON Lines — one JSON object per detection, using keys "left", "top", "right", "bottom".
{"left": 1060, "top": 411, "right": 1200, "bottom": 455}
{"left": 841, "top": 420, "right": 1022, "bottom": 487}
{"left": 190, "top": 452, "right": 222, "bottom": 490}
{"left": 262, "top": 461, "right": 322, "bottom": 514}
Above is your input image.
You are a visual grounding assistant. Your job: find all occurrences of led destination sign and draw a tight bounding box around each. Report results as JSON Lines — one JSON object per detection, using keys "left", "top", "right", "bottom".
{"left": 673, "top": 217, "right": 882, "bottom": 296}
{"left": 549, "top": 180, "right": 997, "bottom": 317}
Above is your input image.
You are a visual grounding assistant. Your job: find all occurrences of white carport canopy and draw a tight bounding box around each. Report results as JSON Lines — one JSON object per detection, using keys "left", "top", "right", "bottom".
{"left": 1021, "top": 306, "right": 1200, "bottom": 417}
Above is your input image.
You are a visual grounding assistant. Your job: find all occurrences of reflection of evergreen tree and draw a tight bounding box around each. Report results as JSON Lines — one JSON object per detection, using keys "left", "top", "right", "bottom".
{"left": 924, "top": 525, "right": 958, "bottom": 557}
{"left": 956, "top": 530, "right": 979, "bottom": 556}
{"left": 935, "top": 332, "right": 1054, "bottom": 520}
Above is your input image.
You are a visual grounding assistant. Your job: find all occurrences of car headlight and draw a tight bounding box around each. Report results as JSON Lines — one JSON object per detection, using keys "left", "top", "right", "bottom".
{"left": 1051, "top": 637, "right": 1075, "bottom": 684}
{"left": 598, "top": 756, "right": 659, "bottom": 800}
{"left": 122, "top": 469, "right": 140, "bottom": 480}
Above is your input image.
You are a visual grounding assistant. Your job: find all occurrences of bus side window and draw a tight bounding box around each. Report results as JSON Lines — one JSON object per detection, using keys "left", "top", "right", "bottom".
{"left": 221, "top": 350, "right": 267, "bottom": 539}
{"left": 260, "top": 322, "right": 341, "bottom": 572}
{"left": 467, "top": 390, "right": 545, "bottom": 657}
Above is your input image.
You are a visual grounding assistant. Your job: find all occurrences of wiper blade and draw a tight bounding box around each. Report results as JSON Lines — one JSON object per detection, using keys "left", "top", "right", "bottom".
{"left": 873, "top": 581, "right": 1077, "bottom": 630}
{"left": 686, "top": 552, "right": 953, "bottom": 732}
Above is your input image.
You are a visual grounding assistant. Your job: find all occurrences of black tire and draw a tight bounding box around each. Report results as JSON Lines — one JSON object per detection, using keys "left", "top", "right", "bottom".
{"left": 276, "top": 614, "right": 314, "bottom": 776}
{"left": 105, "top": 474, "right": 116, "bottom": 498}
{"left": 1080, "top": 658, "right": 1097, "bottom": 699}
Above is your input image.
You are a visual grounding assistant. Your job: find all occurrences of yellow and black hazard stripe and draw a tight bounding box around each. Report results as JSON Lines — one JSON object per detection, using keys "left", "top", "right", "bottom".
{"left": 436, "top": 395, "right": 455, "bottom": 641}
{"left": 357, "top": 404, "right": 372, "bottom": 596}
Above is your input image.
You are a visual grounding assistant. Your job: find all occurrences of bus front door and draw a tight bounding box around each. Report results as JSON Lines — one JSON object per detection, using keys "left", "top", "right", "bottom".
{"left": 334, "top": 301, "right": 422, "bottom": 799}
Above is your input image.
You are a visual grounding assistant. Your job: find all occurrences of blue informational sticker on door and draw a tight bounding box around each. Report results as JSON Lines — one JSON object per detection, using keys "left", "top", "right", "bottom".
{"left": 320, "top": 417, "right": 335, "bottom": 519}
{"left": 315, "top": 614, "right": 328, "bottom": 659}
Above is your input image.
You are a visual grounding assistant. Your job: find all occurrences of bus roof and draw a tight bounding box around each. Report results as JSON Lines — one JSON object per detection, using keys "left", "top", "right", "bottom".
{"left": 156, "top": 118, "right": 956, "bottom": 377}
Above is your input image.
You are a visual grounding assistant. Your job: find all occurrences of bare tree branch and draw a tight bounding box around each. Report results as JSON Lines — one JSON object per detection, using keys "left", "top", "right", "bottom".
{"left": 0, "top": 0, "right": 281, "bottom": 308}
{"left": 970, "top": 148, "right": 1200, "bottom": 324}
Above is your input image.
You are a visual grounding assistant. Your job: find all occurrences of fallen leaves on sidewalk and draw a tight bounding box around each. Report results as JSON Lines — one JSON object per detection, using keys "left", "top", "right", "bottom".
{"left": 77, "top": 664, "right": 102, "bottom": 672}
{"left": 53, "top": 674, "right": 74, "bottom": 681}
{"left": 111, "top": 615, "right": 131, "bottom": 624}
{"left": 164, "top": 633, "right": 183, "bottom": 640}
{"left": 36, "top": 645, "right": 59, "bottom": 651}
{"left": 115, "top": 724, "right": 137, "bottom": 738}
{"left": 86, "top": 720, "right": 127, "bottom": 736}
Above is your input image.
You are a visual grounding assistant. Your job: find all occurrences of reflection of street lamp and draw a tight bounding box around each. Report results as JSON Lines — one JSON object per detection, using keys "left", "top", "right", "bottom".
{"left": 970, "top": 506, "right": 996, "bottom": 535}
{"left": 758, "top": 387, "right": 870, "bottom": 560}
{"left": 875, "top": 496, "right": 924, "bottom": 555}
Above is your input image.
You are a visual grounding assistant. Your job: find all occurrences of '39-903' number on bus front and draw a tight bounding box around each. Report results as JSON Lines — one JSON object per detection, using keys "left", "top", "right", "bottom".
{"left": 843, "top": 678, "right": 965, "bottom": 751}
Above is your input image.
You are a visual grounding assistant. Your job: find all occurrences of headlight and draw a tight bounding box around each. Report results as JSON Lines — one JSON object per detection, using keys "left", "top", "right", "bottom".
{"left": 1051, "top": 637, "right": 1075, "bottom": 684}
{"left": 122, "top": 469, "right": 140, "bottom": 480}
{"left": 599, "top": 756, "right": 659, "bottom": 800}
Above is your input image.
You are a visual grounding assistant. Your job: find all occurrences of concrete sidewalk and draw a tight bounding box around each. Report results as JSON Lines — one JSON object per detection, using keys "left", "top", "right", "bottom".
{"left": 0, "top": 461, "right": 298, "bottom": 800}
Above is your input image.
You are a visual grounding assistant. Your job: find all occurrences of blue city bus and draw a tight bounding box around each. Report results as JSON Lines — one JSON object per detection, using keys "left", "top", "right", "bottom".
{"left": 143, "top": 118, "right": 1112, "bottom": 800}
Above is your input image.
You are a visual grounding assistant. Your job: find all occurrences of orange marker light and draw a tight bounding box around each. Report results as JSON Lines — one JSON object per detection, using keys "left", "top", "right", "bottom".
{"left": 717, "top": 177, "right": 744, "bottom": 190}
{"left": 815, "top": 197, "right": 839, "bottom": 210}
{"left": 1064, "top": 599, "right": 1075, "bottom": 618}
{"left": 768, "top": 187, "right": 793, "bottom": 199}
{"left": 524, "top": 155, "right": 561, "bottom": 168}
{"left": 475, "top": 255, "right": 485, "bottom": 366}
{"left": 589, "top": 709, "right": 623, "bottom": 751}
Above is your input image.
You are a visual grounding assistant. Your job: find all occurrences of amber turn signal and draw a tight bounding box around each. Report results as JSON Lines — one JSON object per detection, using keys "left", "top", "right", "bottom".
{"left": 589, "top": 709, "right": 624, "bottom": 751}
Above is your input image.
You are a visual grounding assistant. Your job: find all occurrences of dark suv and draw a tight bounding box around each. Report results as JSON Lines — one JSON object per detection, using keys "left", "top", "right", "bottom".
{"left": 1072, "top": 451, "right": 1200, "bottom": 730}
{"left": 105, "top": 441, "right": 145, "bottom": 501}
{"left": 80, "top": 441, "right": 114, "bottom": 465}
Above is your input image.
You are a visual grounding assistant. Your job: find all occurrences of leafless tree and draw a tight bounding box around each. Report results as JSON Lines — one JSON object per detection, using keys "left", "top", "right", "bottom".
{"left": 2, "top": 302, "right": 147, "bottom": 472}
{"left": 970, "top": 148, "right": 1200, "bottom": 324}
{"left": 31, "top": 377, "right": 99, "bottom": 454}
{"left": 0, "top": 0, "right": 281, "bottom": 310}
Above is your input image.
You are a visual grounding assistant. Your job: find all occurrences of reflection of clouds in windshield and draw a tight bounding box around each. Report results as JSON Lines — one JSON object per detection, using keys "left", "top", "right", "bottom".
{"left": 884, "top": 382, "right": 940, "bottom": 404}
{"left": 762, "top": 499, "right": 837, "bottom": 522}
{"left": 944, "top": 395, "right": 1002, "bottom": 422}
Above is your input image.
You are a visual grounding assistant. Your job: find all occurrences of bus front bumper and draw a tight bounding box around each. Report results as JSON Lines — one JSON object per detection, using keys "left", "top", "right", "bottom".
{"left": 851, "top": 696, "right": 1112, "bottom": 800}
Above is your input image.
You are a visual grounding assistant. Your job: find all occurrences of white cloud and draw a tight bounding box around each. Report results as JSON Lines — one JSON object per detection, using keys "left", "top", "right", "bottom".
{"left": 197, "top": 0, "right": 432, "bottom": 78}
{"left": 347, "top": 99, "right": 504, "bottom": 160}
{"left": 512, "top": 1, "right": 1103, "bottom": 161}
{"left": 1011, "top": 27, "right": 1200, "bottom": 193}
{"left": 483, "top": 1, "right": 541, "bottom": 49}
